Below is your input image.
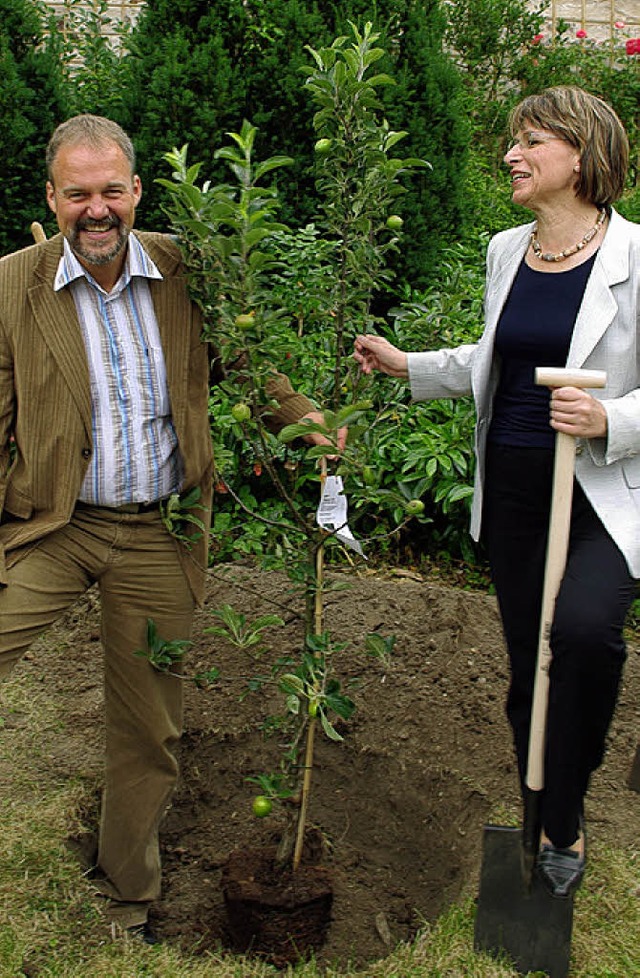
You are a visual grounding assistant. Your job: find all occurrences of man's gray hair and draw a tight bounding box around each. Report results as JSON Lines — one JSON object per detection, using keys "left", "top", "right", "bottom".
{"left": 46, "top": 114, "right": 136, "bottom": 183}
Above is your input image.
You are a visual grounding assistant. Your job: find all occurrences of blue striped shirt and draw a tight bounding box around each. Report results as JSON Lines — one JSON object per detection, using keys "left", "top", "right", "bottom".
{"left": 54, "top": 236, "right": 184, "bottom": 505}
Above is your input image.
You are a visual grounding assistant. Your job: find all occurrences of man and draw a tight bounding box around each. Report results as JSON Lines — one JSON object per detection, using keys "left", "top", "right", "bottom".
{"left": 0, "top": 114, "right": 331, "bottom": 940}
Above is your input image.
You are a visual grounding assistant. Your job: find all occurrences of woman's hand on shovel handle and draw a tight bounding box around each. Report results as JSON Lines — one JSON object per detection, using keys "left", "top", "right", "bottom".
{"left": 549, "top": 387, "right": 608, "bottom": 439}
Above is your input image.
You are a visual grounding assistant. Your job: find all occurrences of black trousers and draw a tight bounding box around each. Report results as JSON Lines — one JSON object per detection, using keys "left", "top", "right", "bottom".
{"left": 482, "top": 443, "right": 635, "bottom": 848}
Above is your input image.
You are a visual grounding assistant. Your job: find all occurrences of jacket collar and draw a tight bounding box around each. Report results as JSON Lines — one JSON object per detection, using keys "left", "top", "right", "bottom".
{"left": 490, "top": 206, "right": 630, "bottom": 287}
{"left": 485, "top": 207, "right": 632, "bottom": 369}
{"left": 27, "top": 231, "right": 193, "bottom": 438}
{"left": 32, "top": 230, "right": 183, "bottom": 286}
{"left": 596, "top": 207, "right": 631, "bottom": 287}
{"left": 568, "top": 208, "right": 630, "bottom": 366}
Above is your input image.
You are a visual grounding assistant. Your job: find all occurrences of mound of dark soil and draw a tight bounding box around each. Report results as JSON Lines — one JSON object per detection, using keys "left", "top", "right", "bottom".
{"left": 10, "top": 563, "right": 640, "bottom": 970}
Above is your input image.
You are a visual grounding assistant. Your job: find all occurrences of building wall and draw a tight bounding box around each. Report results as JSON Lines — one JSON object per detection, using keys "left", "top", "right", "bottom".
{"left": 543, "top": 1, "right": 640, "bottom": 41}
{"left": 44, "top": 0, "right": 640, "bottom": 47}
{"left": 46, "top": 0, "right": 145, "bottom": 47}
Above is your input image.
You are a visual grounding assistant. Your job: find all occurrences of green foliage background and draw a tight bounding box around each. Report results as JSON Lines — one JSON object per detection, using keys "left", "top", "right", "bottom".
{"left": 2, "top": 0, "right": 639, "bottom": 569}
{"left": 0, "top": 0, "right": 67, "bottom": 253}
{"left": 111, "top": 0, "right": 468, "bottom": 288}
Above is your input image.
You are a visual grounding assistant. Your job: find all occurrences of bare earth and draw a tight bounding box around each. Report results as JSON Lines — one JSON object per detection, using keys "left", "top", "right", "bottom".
{"left": 7, "top": 562, "right": 640, "bottom": 970}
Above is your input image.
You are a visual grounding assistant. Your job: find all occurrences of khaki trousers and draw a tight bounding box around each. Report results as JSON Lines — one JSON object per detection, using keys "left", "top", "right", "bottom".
{"left": 0, "top": 504, "right": 195, "bottom": 923}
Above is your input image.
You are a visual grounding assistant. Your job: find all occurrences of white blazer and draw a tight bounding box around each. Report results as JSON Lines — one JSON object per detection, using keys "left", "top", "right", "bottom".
{"left": 407, "top": 208, "right": 640, "bottom": 577}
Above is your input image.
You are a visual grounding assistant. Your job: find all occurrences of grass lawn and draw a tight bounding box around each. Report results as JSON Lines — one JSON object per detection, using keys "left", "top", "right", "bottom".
{"left": 1, "top": 641, "right": 638, "bottom": 978}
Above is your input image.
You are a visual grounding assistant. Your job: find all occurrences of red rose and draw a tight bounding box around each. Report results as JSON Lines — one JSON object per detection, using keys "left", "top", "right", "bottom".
{"left": 576, "top": 29, "right": 587, "bottom": 39}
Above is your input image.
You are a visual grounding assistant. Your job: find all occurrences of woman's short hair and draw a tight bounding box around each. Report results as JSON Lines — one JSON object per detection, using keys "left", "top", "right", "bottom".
{"left": 509, "top": 86, "right": 629, "bottom": 207}
{"left": 46, "top": 115, "right": 136, "bottom": 183}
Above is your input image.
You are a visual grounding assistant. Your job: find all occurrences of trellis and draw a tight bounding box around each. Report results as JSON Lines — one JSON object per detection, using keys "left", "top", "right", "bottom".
{"left": 43, "top": 1, "right": 640, "bottom": 49}
{"left": 46, "top": 0, "right": 144, "bottom": 46}
{"left": 543, "top": 1, "right": 640, "bottom": 41}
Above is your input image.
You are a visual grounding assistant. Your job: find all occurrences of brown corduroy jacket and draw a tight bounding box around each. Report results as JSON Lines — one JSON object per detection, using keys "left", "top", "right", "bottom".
{"left": 0, "top": 231, "right": 313, "bottom": 602}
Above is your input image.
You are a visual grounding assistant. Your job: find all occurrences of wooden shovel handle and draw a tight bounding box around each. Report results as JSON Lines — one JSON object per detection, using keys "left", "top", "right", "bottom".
{"left": 526, "top": 431, "right": 576, "bottom": 790}
{"left": 525, "top": 367, "right": 607, "bottom": 792}
{"left": 535, "top": 367, "right": 606, "bottom": 390}
{"left": 30, "top": 222, "right": 47, "bottom": 244}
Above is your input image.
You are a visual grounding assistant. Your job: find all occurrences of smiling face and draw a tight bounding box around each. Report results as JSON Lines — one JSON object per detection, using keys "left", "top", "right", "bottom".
{"left": 503, "top": 126, "right": 581, "bottom": 213}
{"left": 46, "top": 140, "right": 142, "bottom": 289}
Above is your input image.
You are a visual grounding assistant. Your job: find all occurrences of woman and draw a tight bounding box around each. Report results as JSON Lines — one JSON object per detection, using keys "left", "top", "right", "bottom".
{"left": 354, "top": 86, "right": 639, "bottom": 899}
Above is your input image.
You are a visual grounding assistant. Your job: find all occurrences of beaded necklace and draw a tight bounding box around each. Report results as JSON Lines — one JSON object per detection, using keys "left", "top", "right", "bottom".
{"left": 530, "top": 208, "right": 607, "bottom": 263}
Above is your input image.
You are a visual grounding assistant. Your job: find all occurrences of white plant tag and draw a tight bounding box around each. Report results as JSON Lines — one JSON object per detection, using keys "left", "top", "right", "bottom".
{"left": 316, "top": 475, "right": 366, "bottom": 557}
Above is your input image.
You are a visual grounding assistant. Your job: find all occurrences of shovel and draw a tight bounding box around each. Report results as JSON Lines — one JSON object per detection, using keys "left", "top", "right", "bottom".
{"left": 30, "top": 221, "right": 47, "bottom": 243}
{"left": 474, "top": 366, "right": 607, "bottom": 978}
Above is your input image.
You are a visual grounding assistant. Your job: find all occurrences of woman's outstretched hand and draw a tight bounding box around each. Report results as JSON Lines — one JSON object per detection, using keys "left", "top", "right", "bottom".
{"left": 354, "top": 334, "right": 409, "bottom": 378}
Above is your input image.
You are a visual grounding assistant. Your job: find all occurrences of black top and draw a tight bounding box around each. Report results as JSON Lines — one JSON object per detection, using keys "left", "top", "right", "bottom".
{"left": 489, "top": 254, "right": 597, "bottom": 449}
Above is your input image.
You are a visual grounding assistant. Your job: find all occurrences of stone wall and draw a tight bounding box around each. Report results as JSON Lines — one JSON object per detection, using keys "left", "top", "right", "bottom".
{"left": 542, "top": 1, "right": 640, "bottom": 41}
{"left": 44, "top": 0, "right": 640, "bottom": 48}
{"left": 46, "top": 0, "right": 144, "bottom": 47}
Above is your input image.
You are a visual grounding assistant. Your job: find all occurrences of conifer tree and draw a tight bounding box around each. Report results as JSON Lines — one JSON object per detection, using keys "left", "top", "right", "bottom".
{"left": 0, "top": 0, "right": 67, "bottom": 254}
{"left": 116, "top": 0, "right": 467, "bottom": 286}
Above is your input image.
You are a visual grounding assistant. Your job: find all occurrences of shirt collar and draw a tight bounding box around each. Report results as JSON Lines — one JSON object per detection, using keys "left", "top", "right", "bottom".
{"left": 53, "top": 233, "right": 163, "bottom": 294}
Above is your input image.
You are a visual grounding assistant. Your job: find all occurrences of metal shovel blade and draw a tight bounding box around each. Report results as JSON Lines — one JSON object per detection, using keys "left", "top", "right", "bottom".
{"left": 628, "top": 742, "right": 640, "bottom": 793}
{"left": 474, "top": 825, "right": 573, "bottom": 978}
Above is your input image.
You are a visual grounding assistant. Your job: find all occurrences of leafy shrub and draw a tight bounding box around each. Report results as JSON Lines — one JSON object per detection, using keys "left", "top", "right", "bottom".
{"left": 445, "top": 1, "right": 640, "bottom": 211}
{"left": 513, "top": 25, "right": 640, "bottom": 169}
{"left": 444, "top": 0, "right": 544, "bottom": 165}
{"left": 113, "top": 0, "right": 468, "bottom": 286}
{"left": 47, "top": 0, "right": 133, "bottom": 119}
{"left": 378, "top": 236, "right": 487, "bottom": 562}
{"left": 207, "top": 231, "right": 490, "bottom": 567}
{"left": 618, "top": 184, "right": 640, "bottom": 223}
{"left": 0, "top": 0, "right": 67, "bottom": 254}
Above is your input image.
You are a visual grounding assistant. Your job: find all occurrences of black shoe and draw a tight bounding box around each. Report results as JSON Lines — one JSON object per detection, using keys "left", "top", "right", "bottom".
{"left": 537, "top": 827, "right": 586, "bottom": 899}
{"left": 127, "top": 922, "right": 161, "bottom": 946}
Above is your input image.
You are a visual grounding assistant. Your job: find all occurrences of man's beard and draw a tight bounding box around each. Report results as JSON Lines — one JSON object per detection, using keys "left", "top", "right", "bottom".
{"left": 67, "top": 216, "right": 130, "bottom": 267}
